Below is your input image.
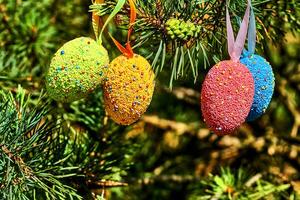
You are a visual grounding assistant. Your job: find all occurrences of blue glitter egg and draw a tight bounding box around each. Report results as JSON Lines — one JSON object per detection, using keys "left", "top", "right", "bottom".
{"left": 240, "top": 50, "right": 275, "bottom": 121}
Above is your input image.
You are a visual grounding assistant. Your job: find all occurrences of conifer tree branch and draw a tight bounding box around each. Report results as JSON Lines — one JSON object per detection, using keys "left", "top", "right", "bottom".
{"left": 91, "top": 0, "right": 300, "bottom": 87}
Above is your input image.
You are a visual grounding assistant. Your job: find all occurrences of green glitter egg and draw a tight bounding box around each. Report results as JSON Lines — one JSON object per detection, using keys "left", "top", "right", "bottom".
{"left": 46, "top": 37, "right": 109, "bottom": 102}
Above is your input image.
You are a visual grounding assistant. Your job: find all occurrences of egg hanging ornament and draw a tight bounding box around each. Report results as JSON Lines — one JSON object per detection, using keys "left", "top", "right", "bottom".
{"left": 104, "top": 55, "right": 155, "bottom": 125}
{"left": 103, "top": 0, "right": 155, "bottom": 125}
{"left": 46, "top": 37, "right": 109, "bottom": 102}
{"left": 200, "top": 0, "right": 254, "bottom": 135}
{"left": 240, "top": 5, "right": 275, "bottom": 121}
{"left": 46, "top": 0, "right": 125, "bottom": 102}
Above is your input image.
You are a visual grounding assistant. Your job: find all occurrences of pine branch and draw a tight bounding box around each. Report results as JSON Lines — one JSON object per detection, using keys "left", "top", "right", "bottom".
{"left": 187, "top": 167, "right": 291, "bottom": 200}
{"left": 0, "top": 86, "right": 82, "bottom": 199}
{"left": 91, "top": 0, "right": 300, "bottom": 87}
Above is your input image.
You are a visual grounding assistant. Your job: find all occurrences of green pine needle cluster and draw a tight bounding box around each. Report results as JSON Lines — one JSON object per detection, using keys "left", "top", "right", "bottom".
{"left": 0, "top": 86, "right": 136, "bottom": 199}
{"left": 0, "top": 86, "right": 81, "bottom": 199}
{"left": 188, "top": 168, "right": 294, "bottom": 200}
{"left": 0, "top": 0, "right": 56, "bottom": 78}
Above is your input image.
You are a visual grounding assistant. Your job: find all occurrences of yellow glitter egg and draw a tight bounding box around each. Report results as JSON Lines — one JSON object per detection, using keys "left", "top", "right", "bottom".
{"left": 103, "top": 54, "right": 155, "bottom": 125}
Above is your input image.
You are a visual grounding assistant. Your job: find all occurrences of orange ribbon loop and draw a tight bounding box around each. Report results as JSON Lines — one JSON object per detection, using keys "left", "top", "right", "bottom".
{"left": 110, "top": 0, "right": 136, "bottom": 58}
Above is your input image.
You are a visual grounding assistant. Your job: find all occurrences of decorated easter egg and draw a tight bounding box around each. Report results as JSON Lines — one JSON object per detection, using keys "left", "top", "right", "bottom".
{"left": 201, "top": 60, "right": 255, "bottom": 135}
{"left": 103, "top": 54, "right": 155, "bottom": 125}
{"left": 240, "top": 51, "right": 275, "bottom": 121}
{"left": 46, "top": 37, "right": 109, "bottom": 102}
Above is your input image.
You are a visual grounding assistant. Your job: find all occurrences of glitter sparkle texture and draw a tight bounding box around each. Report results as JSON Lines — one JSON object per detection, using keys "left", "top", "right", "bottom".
{"left": 201, "top": 60, "right": 255, "bottom": 135}
{"left": 46, "top": 37, "right": 109, "bottom": 102}
{"left": 240, "top": 51, "right": 275, "bottom": 121}
{"left": 103, "top": 54, "right": 155, "bottom": 125}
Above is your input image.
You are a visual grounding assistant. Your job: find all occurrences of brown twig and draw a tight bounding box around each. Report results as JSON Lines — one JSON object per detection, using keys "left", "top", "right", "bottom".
{"left": 87, "top": 179, "right": 128, "bottom": 188}
{"left": 277, "top": 78, "right": 300, "bottom": 138}
{"left": 0, "top": 144, "right": 34, "bottom": 188}
{"left": 1, "top": 145, "right": 33, "bottom": 177}
{"left": 163, "top": 86, "right": 200, "bottom": 105}
{"left": 137, "top": 174, "right": 198, "bottom": 185}
{"left": 141, "top": 115, "right": 198, "bottom": 136}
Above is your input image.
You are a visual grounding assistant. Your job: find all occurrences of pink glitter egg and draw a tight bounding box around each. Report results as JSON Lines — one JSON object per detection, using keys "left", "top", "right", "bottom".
{"left": 200, "top": 60, "right": 255, "bottom": 135}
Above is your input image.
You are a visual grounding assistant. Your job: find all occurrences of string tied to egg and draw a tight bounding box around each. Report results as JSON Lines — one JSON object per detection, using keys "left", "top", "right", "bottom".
{"left": 109, "top": 0, "right": 136, "bottom": 58}
{"left": 92, "top": 0, "right": 126, "bottom": 45}
{"left": 226, "top": 0, "right": 250, "bottom": 62}
{"left": 247, "top": 0, "right": 256, "bottom": 55}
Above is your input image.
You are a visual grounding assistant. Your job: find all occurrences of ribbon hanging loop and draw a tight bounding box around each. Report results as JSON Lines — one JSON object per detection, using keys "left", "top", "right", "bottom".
{"left": 226, "top": 0, "right": 250, "bottom": 62}
{"left": 92, "top": 0, "right": 126, "bottom": 44}
{"left": 248, "top": 2, "right": 256, "bottom": 54}
{"left": 110, "top": 0, "right": 136, "bottom": 58}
